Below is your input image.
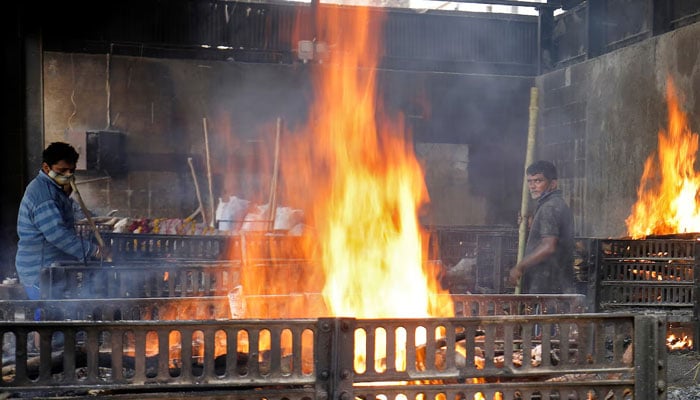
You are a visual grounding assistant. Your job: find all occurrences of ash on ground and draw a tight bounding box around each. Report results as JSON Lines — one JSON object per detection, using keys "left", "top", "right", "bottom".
{"left": 667, "top": 350, "right": 700, "bottom": 400}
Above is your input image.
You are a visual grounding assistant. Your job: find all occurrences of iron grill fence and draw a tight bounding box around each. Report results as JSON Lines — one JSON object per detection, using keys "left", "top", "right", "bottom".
{"left": 0, "top": 294, "right": 588, "bottom": 322}
{"left": 0, "top": 313, "right": 665, "bottom": 399}
{"left": 586, "top": 237, "right": 697, "bottom": 323}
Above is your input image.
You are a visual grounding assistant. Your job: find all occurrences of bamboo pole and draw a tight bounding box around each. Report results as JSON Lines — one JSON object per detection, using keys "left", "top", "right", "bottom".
{"left": 203, "top": 117, "right": 216, "bottom": 228}
{"left": 267, "top": 117, "right": 282, "bottom": 231}
{"left": 69, "top": 180, "right": 105, "bottom": 249}
{"left": 515, "top": 87, "right": 539, "bottom": 294}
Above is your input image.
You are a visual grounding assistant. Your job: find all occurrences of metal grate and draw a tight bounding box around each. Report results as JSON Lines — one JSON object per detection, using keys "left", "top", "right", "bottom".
{"left": 0, "top": 297, "right": 230, "bottom": 322}
{"left": 102, "top": 232, "right": 306, "bottom": 261}
{"left": 0, "top": 314, "right": 665, "bottom": 399}
{"left": 429, "top": 225, "right": 518, "bottom": 294}
{"left": 104, "top": 233, "right": 231, "bottom": 260}
{"left": 39, "top": 259, "right": 317, "bottom": 300}
{"left": 593, "top": 238, "right": 696, "bottom": 321}
{"left": 450, "top": 293, "right": 587, "bottom": 316}
{"left": 39, "top": 261, "right": 242, "bottom": 299}
{"left": 0, "top": 294, "right": 588, "bottom": 323}
{"left": 475, "top": 233, "right": 518, "bottom": 293}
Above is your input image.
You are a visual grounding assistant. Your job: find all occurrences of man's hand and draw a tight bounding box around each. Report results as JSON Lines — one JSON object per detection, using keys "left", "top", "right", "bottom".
{"left": 94, "top": 246, "right": 113, "bottom": 262}
{"left": 508, "top": 265, "right": 523, "bottom": 286}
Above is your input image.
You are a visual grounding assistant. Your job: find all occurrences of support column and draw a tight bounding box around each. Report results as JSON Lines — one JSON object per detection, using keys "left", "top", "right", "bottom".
{"left": 586, "top": 0, "right": 605, "bottom": 59}
{"left": 651, "top": 0, "right": 671, "bottom": 36}
{"left": 537, "top": 6, "right": 554, "bottom": 73}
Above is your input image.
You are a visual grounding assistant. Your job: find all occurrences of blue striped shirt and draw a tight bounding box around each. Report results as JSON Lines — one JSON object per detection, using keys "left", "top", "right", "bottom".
{"left": 15, "top": 171, "right": 96, "bottom": 287}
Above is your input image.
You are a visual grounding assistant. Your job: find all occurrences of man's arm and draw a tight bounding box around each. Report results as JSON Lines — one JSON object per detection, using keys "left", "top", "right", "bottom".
{"left": 34, "top": 200, "right": 95, "bottom": 260}
{"left": 508, "top": 236, "right": 558, "bottom": 285}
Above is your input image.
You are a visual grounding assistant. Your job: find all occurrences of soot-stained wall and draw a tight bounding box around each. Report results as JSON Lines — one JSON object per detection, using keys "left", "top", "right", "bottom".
{"left": 536, "top": 21, "right": 700, "bottom": 238}
{"left": 44, "top": 54, "right": 314, "bottom": 219}
{"left": 43, "top": 52, "right": 532, "bottom": 227}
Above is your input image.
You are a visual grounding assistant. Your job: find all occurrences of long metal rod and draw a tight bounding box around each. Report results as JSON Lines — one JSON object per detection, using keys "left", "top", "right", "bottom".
{"left": 267, "top": 117, "right": 282, "bottom": 231}
{"left": 670, "top": 11, "right": 700, "bottom": 27}
{"left": 203, "top": 117, "right": 215, "bottom": 228}
{"left": 423, "top": 0, "right": 562, "bottom": 9}
{"left": 187, "top": 157, "right": 207, "bottom": 226}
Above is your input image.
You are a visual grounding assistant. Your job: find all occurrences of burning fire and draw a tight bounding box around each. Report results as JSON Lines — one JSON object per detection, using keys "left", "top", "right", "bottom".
{"left": 149, "top": 2, "right": 454, "bottom": 388}
{"left": 282, "top": 4, "right": 454, "bottom": 382}
{"left": 291, "top": 5, "right": 452, "bottom": 320}
{"left": 279, "top": 2, "right": 456, "bottom": 391}
{"left": 626, "top": 77, "right": 700, "bottom": 238}
{"left": 667, "top": 333, "right": 693, "bottom": 351}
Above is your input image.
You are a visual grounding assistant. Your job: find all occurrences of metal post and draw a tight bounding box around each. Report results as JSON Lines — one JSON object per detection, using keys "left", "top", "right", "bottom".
{"left": 537, "top": 6, "right": 554, "bottom": 73}
{"left": 694, "top": 241, "right": 700, "bottom": 354}
{"left": 651, "top": 0, "right": 671, "bottom": 36}
{"left": 589, "top": 238, "right": 601, "bottom": 312}
{"left": 316, "top": 318, "right": 355, "bottom": 400}
{"left": 634, "top": 314, "right": 667, "bottom": 400}
{"left": 24, "top": 11, "right": 43, "bottom": 187}
{"left": 586, "top": 0, "right": 605, "bottom": 58}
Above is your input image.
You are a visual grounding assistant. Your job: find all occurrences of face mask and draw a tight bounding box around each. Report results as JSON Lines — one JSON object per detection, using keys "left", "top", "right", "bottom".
{"left": 48, "top": 170, "right": 74, "bottom": 185}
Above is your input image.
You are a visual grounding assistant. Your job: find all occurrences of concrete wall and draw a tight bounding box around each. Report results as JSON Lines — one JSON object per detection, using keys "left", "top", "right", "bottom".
{"left": 537, "top": 21, "right": 700, "bottom": 238}
{"left": 42, "top": 19, "right": 700, "bottom": 241}
{"left": 44, "top": 54, "right": 314, "bottom": 219}
{"left": 42, "top": 52, "right": 532, "bottom": 227}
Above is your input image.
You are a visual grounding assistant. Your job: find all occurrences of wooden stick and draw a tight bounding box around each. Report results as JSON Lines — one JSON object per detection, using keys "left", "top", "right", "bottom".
{"left": 203, "top": 117, "right": 216, "bottom": 228}
{"left": 187, "top": 157, "right": 207, "bottom": 226}
{"left": 267, "top": 117, "right": 282, "bottom": 231}
{"left": 516, "top": 87, "right": 539, "bottom": 294}
{"left": 69, "top": 180, "right": 105, "bottom": 248}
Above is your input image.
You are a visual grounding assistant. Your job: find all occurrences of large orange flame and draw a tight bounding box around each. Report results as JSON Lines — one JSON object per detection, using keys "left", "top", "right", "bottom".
{"left": 278, "top": 4, "right": 454, "bottom": 374}
{"left": 626, "top": 78, "right": 700, "bottom": 238}
{"left": 142, "top": 6, "right": 453, "bottom": 371}
{"left": 276, "top": 5, "right": 452, "bottom": 320}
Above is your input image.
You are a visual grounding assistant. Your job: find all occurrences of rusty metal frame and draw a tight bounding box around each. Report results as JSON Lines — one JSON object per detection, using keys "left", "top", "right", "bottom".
{"left": 39, "top": 261, "right": 243, "bottom": 299}
{"left": 0, "top": 294, "right": 588, "bottom": 322}
{"left": 450, "top": 293, "right": 587, "bottom": 316}
{"left": 0, "top": 313, "right": 666, "bottom": 399}
{"left": 593, "top": 238, "right": 695, "bottom": 322}
{"left": 0, "top": 297, "right": 232, "bottom": 322}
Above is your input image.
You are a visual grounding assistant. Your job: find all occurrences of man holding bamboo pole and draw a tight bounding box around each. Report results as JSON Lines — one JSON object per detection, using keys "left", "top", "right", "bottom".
{"left": 507, "top": 160, "right": 574, "bottom": 294}
{"left": 15, "top": 142, "right": 105, "bottom": 300}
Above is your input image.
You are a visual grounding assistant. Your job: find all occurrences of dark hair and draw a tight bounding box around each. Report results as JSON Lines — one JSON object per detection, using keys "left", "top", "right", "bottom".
{"left": 43, "top": 142, "right": 79, "bottom": 166}
{"left": 526, "top": 160, "right": 558, "bottom": 180}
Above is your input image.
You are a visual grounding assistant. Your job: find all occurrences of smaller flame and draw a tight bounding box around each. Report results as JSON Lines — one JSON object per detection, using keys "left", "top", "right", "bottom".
{"left": 626, "top": 77, "right": 700, "bottom": 238}
{"left": 667, "top": 333, "right": 693, "bottom": 351}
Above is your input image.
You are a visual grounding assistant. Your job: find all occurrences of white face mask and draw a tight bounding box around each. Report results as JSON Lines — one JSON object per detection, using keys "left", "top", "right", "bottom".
{"left": 48, "top": 170, "right": 74, "bottom": 185}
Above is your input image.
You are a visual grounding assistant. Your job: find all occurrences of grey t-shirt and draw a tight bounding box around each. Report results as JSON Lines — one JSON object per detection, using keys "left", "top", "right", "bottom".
{"left": 521, "top": 190, "right": 575, "bottom": 294}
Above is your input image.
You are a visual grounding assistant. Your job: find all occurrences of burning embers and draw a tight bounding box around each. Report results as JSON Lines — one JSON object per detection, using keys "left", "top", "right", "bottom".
{"left": 626, "top": 77, "right": 700, "bottom": 238}
{"left": 667, "top": 323, "right": 694, "bottom": 352}
{"left": 667, "top": 333, "right": 693, "bottom": 351}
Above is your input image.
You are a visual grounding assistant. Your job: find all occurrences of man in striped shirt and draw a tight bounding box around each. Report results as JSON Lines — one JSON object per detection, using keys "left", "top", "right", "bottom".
{"left": 15, "top": 142, "right": 101, "bottom": 300}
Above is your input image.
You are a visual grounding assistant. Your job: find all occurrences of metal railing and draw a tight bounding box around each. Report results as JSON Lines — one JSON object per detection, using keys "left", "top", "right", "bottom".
{"left": 0, "top": 313, "right": 665, "bottom": 399}
{"left": 0, "top": 294, "right": 588, "bottom": 322}
{"left": 587, "top": 238, "right": 697, "bottom": 322}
